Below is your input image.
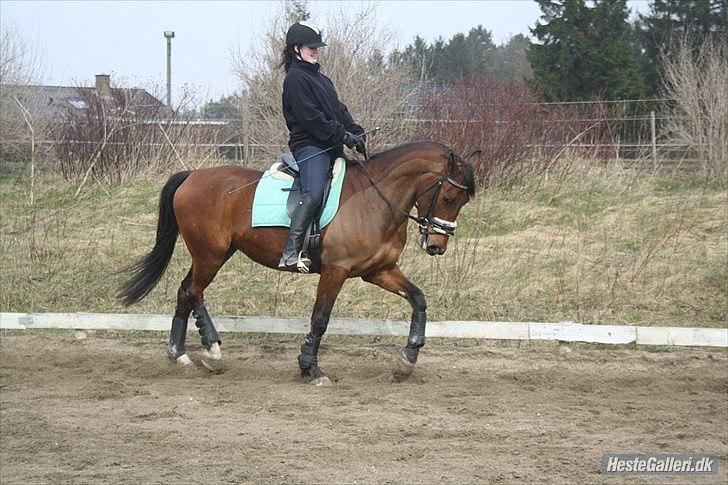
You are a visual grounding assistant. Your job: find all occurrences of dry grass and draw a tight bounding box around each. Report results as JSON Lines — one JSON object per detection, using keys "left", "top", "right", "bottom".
{"left": 0, "top": 162, "right": 726, "bottom": 327}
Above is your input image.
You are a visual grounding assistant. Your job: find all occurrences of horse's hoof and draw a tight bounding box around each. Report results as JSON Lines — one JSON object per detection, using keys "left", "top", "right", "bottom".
{"left": 205, "top": 342, "right": 222, "bottom": 359}
{"left": 200, "top": 343, "right": 225, "bottom": 373}
{"left": 308, "top": 376, "right": 333, "bottom": 387}
{"left": 176, "top": 354, "right": 194, "bottom": 366}
{"left": 392, "top": 349, "right": 415, "bottom": 382}
{"left": 301, "top": 366, "right": 332, "bottom": 386}
{"left": 200, "top": 358, "right": 225, "bottom": 373}
{"left": 200, "top": 355, "right": 225, "bottom": 374}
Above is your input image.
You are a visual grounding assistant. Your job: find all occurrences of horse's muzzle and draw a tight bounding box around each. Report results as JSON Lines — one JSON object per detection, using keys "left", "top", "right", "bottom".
{"left": 419, "top": 233, "right": 448, "bottom": 256}
{"left": 426, "top": 244, "right": 446, "bottom": 256}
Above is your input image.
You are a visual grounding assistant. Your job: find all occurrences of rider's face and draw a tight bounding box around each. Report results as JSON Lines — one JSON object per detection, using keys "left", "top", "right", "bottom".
{"left": 298, "top": 45, "right": 319, "bottom": 64}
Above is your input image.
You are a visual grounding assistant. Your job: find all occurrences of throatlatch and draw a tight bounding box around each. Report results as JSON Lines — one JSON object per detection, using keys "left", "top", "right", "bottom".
{"left": 193, "top": 306, "right": 220, "bottom": 349}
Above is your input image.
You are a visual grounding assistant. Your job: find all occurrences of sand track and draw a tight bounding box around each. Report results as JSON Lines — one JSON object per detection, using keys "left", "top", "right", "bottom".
{"left": 1, "top": 334, "right": 726, "bottom": 483}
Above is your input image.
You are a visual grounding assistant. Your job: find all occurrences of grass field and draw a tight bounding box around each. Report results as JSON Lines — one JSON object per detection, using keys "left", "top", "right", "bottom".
{"left": 1, "top": 163, "right": 726, "bottom": 327}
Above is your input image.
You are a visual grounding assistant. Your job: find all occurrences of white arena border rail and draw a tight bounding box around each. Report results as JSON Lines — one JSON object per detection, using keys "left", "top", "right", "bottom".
{"left": 1, "top": 313, "right": 726, "bottom": 348}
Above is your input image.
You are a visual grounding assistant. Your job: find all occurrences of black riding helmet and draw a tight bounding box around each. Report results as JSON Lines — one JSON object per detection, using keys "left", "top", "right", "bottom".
{"left": 286, "top": 21, "right": 327, "bottom": 48}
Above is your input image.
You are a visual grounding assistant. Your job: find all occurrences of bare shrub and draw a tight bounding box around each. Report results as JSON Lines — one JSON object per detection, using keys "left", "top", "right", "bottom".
{"left": 661, "top": 37, "right": 728, "bottom": 178}
{"left": 231, "top": 1, "right": 418, "bottom": 166}
{"left": 52, "top": 81, "right": 222, "bottom": 189}
{"left": 414, "top": 76, "right": 624, "bottom": 186}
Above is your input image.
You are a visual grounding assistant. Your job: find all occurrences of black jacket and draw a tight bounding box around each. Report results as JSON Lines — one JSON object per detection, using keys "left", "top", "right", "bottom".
{"left": 283, "top": 57, "right": 364, "bottom": 153}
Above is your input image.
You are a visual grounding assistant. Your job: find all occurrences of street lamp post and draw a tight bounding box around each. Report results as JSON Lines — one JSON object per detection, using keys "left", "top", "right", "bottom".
{"left": 164, "top": 31, "right": 175, "bottom": 108}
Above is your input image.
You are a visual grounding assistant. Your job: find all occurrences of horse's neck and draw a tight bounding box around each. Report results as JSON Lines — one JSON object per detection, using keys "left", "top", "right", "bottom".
{"left": 365, "top": 151, "right": 444, "bottom": 210}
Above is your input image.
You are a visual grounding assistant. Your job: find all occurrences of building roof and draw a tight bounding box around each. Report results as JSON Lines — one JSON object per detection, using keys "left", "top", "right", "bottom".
{"left": 0, "top": 81, "right": 170, "bottom": 123}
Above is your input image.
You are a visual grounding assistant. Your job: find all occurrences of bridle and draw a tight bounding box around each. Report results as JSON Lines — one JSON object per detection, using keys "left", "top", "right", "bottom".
{"left": 354, "top": 157, "right": 471, "bottom": 252}
{"left": 412, "top": 172, "right": 469, "bottom": 250}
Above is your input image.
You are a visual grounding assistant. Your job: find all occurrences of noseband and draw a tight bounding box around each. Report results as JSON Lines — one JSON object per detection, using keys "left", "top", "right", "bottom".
{"left": 413, "top": 173, "right": 470, "bottom": 250}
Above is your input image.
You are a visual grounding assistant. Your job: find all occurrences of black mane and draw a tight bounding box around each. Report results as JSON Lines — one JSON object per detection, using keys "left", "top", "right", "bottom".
{"left": 360, "top": 140, "right": 476, "bottom": 197}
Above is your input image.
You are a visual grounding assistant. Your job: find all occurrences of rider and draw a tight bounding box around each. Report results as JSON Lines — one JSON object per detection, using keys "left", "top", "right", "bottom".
{"left": 278, "top": 21, "right": 366, "bottom": 272}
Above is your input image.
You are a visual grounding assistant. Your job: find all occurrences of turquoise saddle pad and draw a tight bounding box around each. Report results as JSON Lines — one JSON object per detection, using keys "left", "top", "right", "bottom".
{"left": 251, "top": 161, "right": 346, "bottom": 228}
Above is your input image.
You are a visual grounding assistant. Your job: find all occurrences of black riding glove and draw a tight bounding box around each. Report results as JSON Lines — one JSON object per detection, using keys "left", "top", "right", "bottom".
{"left": 343, "top": 131, "right": 359, "bottom": 149}
{"left": 355, "top": 139, "right": 367, "bottom": 157}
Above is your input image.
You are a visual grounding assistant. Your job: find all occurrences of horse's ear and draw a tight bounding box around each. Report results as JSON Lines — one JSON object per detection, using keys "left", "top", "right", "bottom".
{"left": 445, "top": 148, "right": 458, "bottom": 167}
{"left": 465, "top": 149, "right": 484, "bottom": 174}
{"left": 465, "top": 149, "right": 482, "bottom": 167}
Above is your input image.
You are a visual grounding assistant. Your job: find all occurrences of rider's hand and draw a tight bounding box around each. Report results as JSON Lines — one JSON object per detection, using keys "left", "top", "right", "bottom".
{"left": 343, "top": 131, "right": 358, "bottom": 149}
{"left": 355, "top": 140, "right": 367, "bottom": 156}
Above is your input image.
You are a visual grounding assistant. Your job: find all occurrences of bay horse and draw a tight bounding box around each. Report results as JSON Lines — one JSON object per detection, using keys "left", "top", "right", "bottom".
{"left": 119, "top": 141, "right": 482, "bottom": 385}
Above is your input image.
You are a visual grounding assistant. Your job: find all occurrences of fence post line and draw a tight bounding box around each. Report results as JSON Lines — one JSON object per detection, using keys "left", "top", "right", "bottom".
{"left": 650, "top": 111, "right": 657, "bottom": 170}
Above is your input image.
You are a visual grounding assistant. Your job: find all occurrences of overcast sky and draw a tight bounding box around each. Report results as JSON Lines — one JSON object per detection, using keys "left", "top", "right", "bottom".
{"left": 1, "top": 0, "right": 651, "bottom": 104}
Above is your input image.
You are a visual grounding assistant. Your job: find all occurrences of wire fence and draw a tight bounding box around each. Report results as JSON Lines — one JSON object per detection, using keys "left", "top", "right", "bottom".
{"left": 174, "top": 113, "right": 698, "bottom": 166}
{"left": 1, "top": 97, "right": 708, "bottom": 174}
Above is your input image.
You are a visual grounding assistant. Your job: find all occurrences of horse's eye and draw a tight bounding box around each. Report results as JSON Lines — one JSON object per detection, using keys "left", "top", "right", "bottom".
{"left": 442, "top": 196, "right": 452, "bottom": 205}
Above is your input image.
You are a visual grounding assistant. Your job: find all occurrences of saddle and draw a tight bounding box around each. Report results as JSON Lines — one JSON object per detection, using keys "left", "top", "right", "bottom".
{"left": 268, "top": 154, "right": 345, "bottom": 273}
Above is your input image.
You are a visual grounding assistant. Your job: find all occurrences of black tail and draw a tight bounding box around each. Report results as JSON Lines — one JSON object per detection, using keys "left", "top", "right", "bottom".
{"left": 118, "top": 171, "right": 191, "bottom": 306}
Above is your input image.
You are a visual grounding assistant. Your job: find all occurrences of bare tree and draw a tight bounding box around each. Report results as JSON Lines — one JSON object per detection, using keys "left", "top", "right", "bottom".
{"left": 231, "top": 1, "right": 418, "bottom": 166}
{"left": 661, "top": 37, "right": 728, "bottom": 177}
{"left": 0, "top": 23, "right": 47, "bottom": 204}
{"left": 0, "top": 23, "right": 43, "bottom": 86}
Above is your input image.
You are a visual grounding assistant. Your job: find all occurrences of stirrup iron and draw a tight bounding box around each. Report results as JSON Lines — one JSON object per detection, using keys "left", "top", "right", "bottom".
{"left": 297, "top": 251, "right": 311, "bottom": 273}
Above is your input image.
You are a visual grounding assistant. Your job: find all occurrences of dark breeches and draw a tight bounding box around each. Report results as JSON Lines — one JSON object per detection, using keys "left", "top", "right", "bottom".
{"left": 294, "top": 145, "right": 338, "bottom": 207}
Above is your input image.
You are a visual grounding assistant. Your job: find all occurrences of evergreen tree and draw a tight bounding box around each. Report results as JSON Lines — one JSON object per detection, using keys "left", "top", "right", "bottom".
{"left": 637, "top": 0, "right": 727, "bottom": 94}
{"left": 442, "top": 33, "right": 471, "bottom": 81}
{"left": 388, "top": 35, "right": 432, "bottom": 81}
{"left": 491, "top": 34, "right": 533, "bottom": 81}
{"left": 463, "top": 25, "right": 497, "bottom": 76}
{"left": 201, "top": 95, "right": 242, "bottom": 119}
{"left": 529, "top": 0, "right": 647, "bottom": 101}
{"left": 389, "top": 25, "right": 498, "bottom": 84}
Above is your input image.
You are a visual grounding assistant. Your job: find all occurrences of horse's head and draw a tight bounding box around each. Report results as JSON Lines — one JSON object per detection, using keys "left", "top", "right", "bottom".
{"left": 413, "top": 148, "right": 482, "bottom": 256}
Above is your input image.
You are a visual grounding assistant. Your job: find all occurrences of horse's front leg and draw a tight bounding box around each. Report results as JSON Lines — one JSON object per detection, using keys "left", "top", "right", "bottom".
{"left": 298, "top": 265, "right": 349, "bottom": 386}
{"left": 362, "top": 264, "right": 426, "bottom": 381}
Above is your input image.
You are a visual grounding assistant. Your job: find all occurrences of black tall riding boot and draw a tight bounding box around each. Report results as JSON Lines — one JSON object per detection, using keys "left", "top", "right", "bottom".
{"left": 278, "top": 193, "right": 319, "bottom": 272}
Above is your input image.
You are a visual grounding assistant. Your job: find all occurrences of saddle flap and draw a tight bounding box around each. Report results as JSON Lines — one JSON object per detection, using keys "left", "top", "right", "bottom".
{"left": 252, "top": 158, "right": 347, "bottom": 231}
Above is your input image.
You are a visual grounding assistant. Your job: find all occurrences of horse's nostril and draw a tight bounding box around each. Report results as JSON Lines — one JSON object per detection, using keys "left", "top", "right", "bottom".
{"left": 426, "top": 245, "right": 441, "bottom": 255}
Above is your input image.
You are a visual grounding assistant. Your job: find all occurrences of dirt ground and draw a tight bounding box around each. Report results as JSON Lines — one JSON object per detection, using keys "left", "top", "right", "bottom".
{"left": 0, "top": 332, "right": 726, "bottom": 484}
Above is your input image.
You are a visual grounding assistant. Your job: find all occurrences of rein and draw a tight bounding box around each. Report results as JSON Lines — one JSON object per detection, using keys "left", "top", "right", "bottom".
{"left": 353, "top": 157, "right": 469, "bottom": 241}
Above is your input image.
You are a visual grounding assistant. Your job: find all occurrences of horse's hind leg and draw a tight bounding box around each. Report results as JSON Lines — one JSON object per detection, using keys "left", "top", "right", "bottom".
{"left": 168, "top": 269, "right": 194, "bottom": 365}
{"left": 186, "top": 252, "right": 235, "bottom": 370}
{"left": 362, "top": 265, "right": 427, "bottom": 381}
{"left": 167, "top": 248, "right": 233, "bottom": 368}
